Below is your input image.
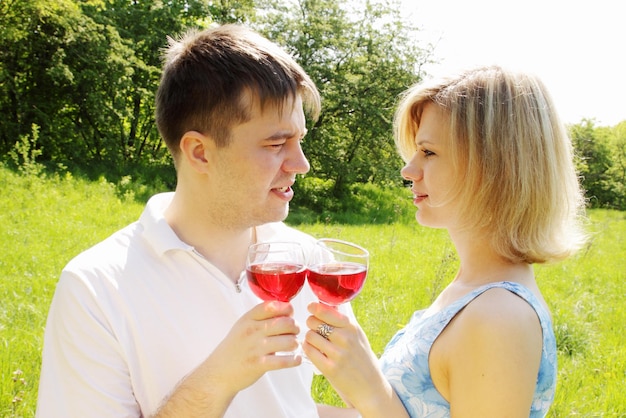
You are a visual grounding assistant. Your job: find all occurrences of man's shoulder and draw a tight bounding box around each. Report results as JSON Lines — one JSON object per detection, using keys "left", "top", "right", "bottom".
{"left": 63, "top": 221, "right": 143, "bottom": 275}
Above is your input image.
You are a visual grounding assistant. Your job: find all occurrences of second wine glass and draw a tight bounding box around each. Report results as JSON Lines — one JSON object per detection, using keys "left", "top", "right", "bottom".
{"left": 307, "top": 238, "right": 369, "bottom": 308}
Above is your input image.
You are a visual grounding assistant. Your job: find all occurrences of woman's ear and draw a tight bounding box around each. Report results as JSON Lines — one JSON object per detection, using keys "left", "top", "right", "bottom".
{"left": 179, "top": 131, "right": 211, "bottom": 173}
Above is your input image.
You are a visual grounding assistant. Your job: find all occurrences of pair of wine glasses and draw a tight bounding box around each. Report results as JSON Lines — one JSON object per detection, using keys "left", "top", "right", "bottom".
{"left": 245, "top": 238, "right": 369, "bottom": 309}
{"left": 246, "top": 239, "right": 368, "bottom": 357}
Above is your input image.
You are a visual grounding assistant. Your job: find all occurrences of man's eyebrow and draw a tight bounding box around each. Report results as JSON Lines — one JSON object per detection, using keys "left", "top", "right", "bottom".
{"left": 266, "top": 128, "right": 308, "bottom": 140}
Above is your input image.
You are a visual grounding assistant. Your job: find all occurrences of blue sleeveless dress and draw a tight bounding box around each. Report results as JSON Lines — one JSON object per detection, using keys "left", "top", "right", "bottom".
{"left": 379, "top": 281, "right": 557, "bottom": 417}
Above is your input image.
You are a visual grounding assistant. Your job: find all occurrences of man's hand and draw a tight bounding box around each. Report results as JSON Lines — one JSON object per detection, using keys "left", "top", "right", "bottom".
{"left": 154, "top": 301, "right": 301, "bottom": 417}
{"left": 210, "top": 300, "right": 303, "bottom": 391}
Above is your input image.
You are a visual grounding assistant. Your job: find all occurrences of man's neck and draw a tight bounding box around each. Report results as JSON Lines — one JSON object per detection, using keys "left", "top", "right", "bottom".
{"left": 164, "top": 190, "right": 257, "bottom": 282}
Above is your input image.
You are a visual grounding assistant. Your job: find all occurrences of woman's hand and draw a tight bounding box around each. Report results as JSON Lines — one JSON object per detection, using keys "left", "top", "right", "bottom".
{"left": 303, "top": 302, "right": 408, "bottom": 417}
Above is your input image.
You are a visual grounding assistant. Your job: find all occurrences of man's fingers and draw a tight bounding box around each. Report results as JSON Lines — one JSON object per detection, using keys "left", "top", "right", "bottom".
{"left": 250, "top": 300, "right": 294, "bottom": 320}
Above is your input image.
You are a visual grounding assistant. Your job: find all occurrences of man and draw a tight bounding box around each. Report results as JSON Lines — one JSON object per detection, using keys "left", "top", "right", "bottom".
{"left": 36, "top": 24, "right": 352, "bottom": 417}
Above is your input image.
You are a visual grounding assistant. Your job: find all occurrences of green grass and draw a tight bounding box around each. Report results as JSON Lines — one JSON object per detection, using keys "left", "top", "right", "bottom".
{"left": 0, "top": 168, "right": 146, "bottom": 416}
{"left": 1, "top": 165, "right": 625, "bottom": 416}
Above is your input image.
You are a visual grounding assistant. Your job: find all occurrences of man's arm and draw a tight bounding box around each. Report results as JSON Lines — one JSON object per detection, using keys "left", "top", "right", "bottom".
{"left": 37, "top": 273, "right": 141, "bottom": 417}
{"left": 38, "top": 272, "right": 302, "bottom": 417}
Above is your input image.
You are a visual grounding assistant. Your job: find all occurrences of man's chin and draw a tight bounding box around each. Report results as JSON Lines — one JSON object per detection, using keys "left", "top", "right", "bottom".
{"left": 255, "top": 205, "right": 290, "bottom": 226}
{"left": 276, "top": 206, "right": 290, "bottom": 223}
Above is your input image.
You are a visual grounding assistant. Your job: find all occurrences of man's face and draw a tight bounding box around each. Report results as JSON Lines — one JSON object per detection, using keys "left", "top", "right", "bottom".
{"left": 205, "top": 94, "right": 310, "bottom": 229}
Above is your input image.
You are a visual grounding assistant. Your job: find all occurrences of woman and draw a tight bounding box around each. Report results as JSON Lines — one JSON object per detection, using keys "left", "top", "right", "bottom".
{"left": 305, "top": 65, "right": 587, "bottom": 418}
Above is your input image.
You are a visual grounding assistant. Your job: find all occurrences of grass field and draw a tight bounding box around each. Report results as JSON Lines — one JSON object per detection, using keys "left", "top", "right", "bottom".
{"left": 1, "top": 166, "right": 625, "bottom": 417}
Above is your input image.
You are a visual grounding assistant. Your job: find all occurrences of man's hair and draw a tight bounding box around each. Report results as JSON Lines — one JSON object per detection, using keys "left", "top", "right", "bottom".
{"left": 394, "top": 65, "right": 588, "bottom": 263}
{"left": 155, "top": 24, "right": 320, "bottom": 160}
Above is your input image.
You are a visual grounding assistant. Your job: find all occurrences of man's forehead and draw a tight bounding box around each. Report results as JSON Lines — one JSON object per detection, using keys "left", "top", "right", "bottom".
{"left": 239, "top": 88, "right": 302, "bottom": 116}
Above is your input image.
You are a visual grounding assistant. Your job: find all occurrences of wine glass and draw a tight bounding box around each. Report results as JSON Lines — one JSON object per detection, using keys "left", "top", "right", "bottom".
{"left": 245, "top": 241, "right": 307, "bottom": 356}
{"left": 307, "top": 238, "right": 369, "bottom": 308}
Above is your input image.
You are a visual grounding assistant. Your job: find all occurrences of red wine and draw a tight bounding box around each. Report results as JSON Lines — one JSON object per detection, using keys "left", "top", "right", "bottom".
{"left": 307, "top": 262, "right": 367, "bottom": 305}
{"left": 246, "top": 262, "right": 306, "bottom": 302}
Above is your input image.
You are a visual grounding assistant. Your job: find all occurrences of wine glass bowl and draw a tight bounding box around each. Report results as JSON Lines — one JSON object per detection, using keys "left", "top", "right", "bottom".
{"left": 307, "top": 238, "right": 369, "bottom": 307}
{"left": 245, "top": 242, "right": 307, "bottom": 302}
{"left": 245, "top": 241, "right": 308, "bottom": 357}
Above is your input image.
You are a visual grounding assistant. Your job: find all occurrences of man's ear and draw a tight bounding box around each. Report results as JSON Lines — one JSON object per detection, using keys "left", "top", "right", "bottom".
{"left": 179, "top": 131, "right": 211, "bottom": 173}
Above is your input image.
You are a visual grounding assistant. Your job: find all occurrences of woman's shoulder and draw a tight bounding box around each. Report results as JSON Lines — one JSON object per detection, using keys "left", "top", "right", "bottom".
{"left": 442, "top": 283, "right": 544, "bottom": 372}
{"left": 430, "top": 282, "right": 545, "bottom": 409}
{"left": 461, "top": 284, "right": 543, "bottom": 331}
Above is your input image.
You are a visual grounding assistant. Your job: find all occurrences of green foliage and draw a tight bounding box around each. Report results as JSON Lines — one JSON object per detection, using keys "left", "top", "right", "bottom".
{"left": 2, "top": 0, "right": 625, "bottom": 214}
{"left": 8, "top": 124, "right": 44, "bottom": 177}
{"left": 569, "top": 119, "right": 626, "bottom": 209}
{"left": 0, "top": 166, "right": 145, "bottom": 416}
{"left": 605, "top": 121, "right": 626, "bottom": 208}
{"left": 254, "top": 0, "right": 432, "bottom": 189}
{"left": 2, "top": 0, "right": 431, "bottom": 192}
{"left": 0, "top": 0, "right": 223, "bottom": 183}
{"left": 289, "top": 176, "right": 415, "bottom": 224}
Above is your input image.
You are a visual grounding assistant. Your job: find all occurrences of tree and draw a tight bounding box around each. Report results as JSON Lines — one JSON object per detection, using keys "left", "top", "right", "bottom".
{"left": 0, "top": 0, "right": 81, "bottom": 159}
{"left": 2, "top": 0, "right": 437, "bottom": 212}
{"left": 604, "top": 121, "right": 626, "bottom": 209}
{"left": 254, "top": 0, "right": 433, "bottom": 197}
{"left": 569, "top": 119, "right": 618, "bottom": 208}
{"left": 78, "top": 0, "right": 215, "bottom": 169}
{"left": 0, "top": 0, "right": 250, "bottom": 179}
{"left": 0, "top": 0, "right": 157, "bottom": 170}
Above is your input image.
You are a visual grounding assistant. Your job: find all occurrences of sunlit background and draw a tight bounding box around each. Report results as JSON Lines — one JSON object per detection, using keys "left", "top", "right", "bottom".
{"left": 400, "top": 0, "right": 625, "bottom": 126}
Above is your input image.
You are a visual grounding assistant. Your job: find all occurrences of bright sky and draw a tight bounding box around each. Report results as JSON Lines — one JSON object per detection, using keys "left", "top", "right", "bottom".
{"left": 399, "top": 0, "right": 626, "bottom": 126}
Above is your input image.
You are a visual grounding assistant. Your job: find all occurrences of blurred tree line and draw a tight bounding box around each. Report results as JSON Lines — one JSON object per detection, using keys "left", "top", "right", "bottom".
{"left": 1, "top": 0, "right": 625, "bottom": 211}
{"left": 570, "top": 119, "right": 626, "bottom": 210}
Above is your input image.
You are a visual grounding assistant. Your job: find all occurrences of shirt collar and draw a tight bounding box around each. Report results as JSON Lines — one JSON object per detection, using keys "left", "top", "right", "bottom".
{"left": 139, "top": 192, "right": 194, "bottom": 256}
{"left": 139, "top": 192, "right": 290, "bottom": 256}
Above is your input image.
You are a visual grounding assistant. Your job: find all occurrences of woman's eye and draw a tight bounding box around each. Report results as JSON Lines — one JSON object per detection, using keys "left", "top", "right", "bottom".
{"left": 422, "top": 149, "right": 435, "bottom": 157}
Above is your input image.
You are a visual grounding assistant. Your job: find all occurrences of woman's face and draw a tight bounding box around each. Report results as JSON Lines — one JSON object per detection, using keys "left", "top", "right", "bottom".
{"left": 401, "top": 103, "right": 462, "bottom": 230}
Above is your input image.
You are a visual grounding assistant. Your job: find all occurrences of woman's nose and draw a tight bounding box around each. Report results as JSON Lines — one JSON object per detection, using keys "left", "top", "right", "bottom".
{"left": 400, "top": 155, "right": 422, "bottom": 182}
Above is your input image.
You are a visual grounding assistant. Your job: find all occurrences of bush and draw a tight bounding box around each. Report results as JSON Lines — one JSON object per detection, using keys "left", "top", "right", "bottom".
{"left": 289, "top": 177, "right": 415, "bottom": 225}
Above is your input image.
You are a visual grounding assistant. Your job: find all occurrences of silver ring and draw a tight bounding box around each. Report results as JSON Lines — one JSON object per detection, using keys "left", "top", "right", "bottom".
{"left": 317, "top": 323, "right": 334, "bottom": 340}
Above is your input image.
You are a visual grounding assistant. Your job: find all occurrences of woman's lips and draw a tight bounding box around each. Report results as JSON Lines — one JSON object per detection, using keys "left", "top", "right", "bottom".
{"left": 412, "top": 193, "right": 427, "bottom": 205}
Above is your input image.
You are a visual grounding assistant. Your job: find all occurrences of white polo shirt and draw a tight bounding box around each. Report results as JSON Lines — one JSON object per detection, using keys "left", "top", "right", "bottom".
{"left": 37, "top": 192, "right": 346, "bottom": 417}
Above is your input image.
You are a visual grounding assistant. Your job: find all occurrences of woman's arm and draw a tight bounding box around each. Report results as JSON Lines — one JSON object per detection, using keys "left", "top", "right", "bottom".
{"left": 304, "top": 303, "right": 410, "bottom": 418}
{"left": 317, "top": 404, "right": 360, "bottom": 418}
{"left": 437, "top": 288, "right": 543, "bottom": 417}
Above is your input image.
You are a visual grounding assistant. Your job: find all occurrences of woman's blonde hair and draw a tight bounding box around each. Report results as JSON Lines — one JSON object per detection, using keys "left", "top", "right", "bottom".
{"left": 394, "top": 65, "right": 587, "bottom": 264}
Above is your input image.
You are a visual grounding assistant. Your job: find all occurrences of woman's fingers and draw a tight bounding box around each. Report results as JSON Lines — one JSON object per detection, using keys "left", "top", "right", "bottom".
{"left": 306, "top": 301, "right": 351, "bottom": 327}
